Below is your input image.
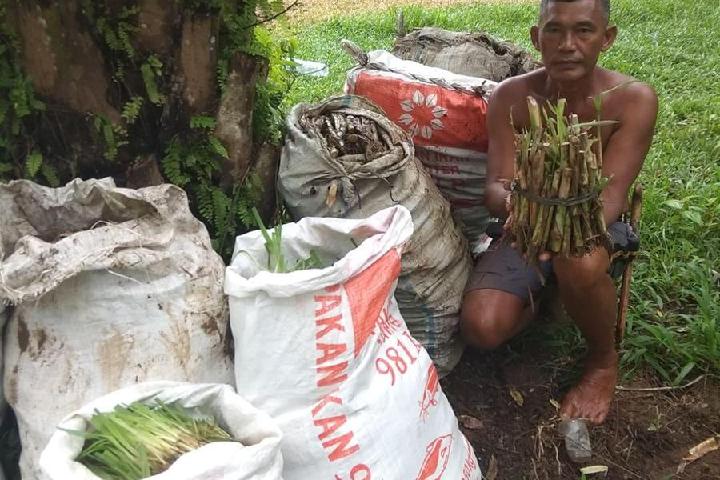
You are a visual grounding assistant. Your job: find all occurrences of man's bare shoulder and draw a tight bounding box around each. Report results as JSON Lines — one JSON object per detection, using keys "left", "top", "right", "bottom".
{"left": 489, "top": 69, "right": 548, "bottom": 107}
{"left": 600, "top": 68, "right": 658, "bottom": 110}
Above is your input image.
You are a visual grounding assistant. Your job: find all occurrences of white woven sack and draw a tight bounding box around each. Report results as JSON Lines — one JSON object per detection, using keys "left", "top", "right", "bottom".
{"left": 0, "top": 179, "right": 233, "bottom": 479}
{"left": 225, "top": 206, "right": 482, "bottom": 480}
{"left": 40, "top": 382, "right": 283, "bottom": 480}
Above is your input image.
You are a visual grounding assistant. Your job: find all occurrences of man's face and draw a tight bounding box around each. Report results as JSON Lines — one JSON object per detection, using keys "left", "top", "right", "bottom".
{"left": 531, "top": 0, "right": 617, "bottom": 82}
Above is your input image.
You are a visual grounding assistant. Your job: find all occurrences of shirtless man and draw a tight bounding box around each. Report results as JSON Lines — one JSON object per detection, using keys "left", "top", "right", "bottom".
{"left": 461, "top": 0, "right": 658, "bottom": 424}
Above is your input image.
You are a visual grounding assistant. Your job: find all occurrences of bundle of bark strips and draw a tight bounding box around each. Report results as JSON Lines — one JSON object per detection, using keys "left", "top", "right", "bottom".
{"left": 300, "top": 106, "right": 403, "bottom": 164}
{"left": 511, "top": 96, "right": 610, "bottom": 262}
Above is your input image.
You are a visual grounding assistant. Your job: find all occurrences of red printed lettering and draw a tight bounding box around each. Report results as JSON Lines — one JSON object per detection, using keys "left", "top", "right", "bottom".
{"left": 311, "top": 279, "right": 363, "bottom": 465}
{"left": 317, "top": 362, "right": 348, "bottom": 387}
{"left": 335, "top": 464, "right": 372, "bottom": 480}
{"left": 316, "top": 342, "right": 347, "bottom": 365}
{"left": 375, "top": 307, "right": 404, "bottom": 344}
{"left": 316, "top": 314, "right": 344, "bottom": 339}
{"left": 315, "top": 294, "right": 342, "bottom": 316}
{"left": 314, "top": 414, "right": 348, "bottom": 440}
{"left": 461, "top": 438, "right": 478, "bottom": 479}
{"left": 375, "top": 334, "right": 421, "bottom": 386}
{"left": 323, "top": 431, "right": 360, "bottom": 462}
{"left": 311, "top": 394, "right": 342, "bottom": 417}
{"left": 350, "top": 464, "right": 371, "bottom": 480}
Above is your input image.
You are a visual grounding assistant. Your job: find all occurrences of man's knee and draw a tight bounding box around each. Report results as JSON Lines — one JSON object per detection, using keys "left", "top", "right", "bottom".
{"left": 460, "top": 290, "right": 525, "bottom": 350}
{"left": 460, "top": 309, "right": 506, "bottom": 350}
{"left": 553, "top": 248, "right": 611, "bottom": 291}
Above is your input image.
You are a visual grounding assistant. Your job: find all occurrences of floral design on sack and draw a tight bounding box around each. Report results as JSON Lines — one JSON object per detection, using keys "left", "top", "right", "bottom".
{"left": 416, "top": 434, "right": 453, "bottom": 480}
{"left": 399, "top": 91, "right": 448, "bottom": 140}
{"left": 419, "top": 363, "right": 440, "bottom": 421}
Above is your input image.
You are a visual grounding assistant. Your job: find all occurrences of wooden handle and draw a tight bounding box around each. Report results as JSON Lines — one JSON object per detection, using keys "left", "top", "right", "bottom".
{"left": 630, "top": 183, "right": 643, "bottom": 232}
{"left": 616, "top": 183, "right": 643, "bottom": 344}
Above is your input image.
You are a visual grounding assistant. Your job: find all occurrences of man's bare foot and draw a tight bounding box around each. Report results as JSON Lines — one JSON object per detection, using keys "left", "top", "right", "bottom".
{"left": 560, "top": 352, "right": 618, "bottom": 425}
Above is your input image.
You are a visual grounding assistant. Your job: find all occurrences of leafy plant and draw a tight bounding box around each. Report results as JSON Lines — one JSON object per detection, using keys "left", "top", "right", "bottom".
{"left": 140, "top": 55, "right": 165, "bottom": 106}
{"left": 251, "top": 207, "right": 323, "bottom": 273}
{"left": 162, "top": 117, "right": 264, "bottom": 259}
{"left": 84, "top": 3, "right": 139, "bottom": 80}
{"left": 72, "top": 401, "right": 234, "bottom": 480}
{"left": 1, "top": 0, "right": 296, "bottom": 262}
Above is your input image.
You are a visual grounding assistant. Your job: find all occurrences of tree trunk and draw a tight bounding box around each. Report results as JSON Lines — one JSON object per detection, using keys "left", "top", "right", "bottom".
{"left": 6, "top": 0, "right": 264, "bottom": 188}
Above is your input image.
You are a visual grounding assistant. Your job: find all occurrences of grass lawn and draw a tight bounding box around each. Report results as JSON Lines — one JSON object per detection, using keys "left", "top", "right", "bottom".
{"left": 277, "top": 0, "right": 720, "bottom": 385}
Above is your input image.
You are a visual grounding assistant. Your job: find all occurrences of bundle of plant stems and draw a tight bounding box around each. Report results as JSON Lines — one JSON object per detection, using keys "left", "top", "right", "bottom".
{"left": 511, "top": 96, "right": 610, "bottom": 263}
{"left": 75, "top": 402, "right": 234, "bottom": 480}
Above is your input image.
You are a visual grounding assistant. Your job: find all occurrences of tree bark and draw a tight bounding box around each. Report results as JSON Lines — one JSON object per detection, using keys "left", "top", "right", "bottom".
{"left": 7, "top": 0, "right": 260, "bottom": 188}
{"left": 12, "top": 2, "right": 122, "bottom": 124}
{"left": 215, "top": 52, "right": 268, "bottom": 186}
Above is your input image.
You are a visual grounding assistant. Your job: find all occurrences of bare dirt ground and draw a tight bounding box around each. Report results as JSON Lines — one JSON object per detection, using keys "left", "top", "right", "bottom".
{"left": 289, "top": 0, "right": 531, "bottom": 23}
{"left": 443, "top": 341, "right": 720, "bottom": 480}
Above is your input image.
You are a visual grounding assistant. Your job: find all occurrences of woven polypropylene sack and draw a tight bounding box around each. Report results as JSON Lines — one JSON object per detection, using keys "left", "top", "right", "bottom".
{"left": 40, "top": 382, "right": 283, "bottom": 480}
{"left": 393, "top": 27, "right": 539, "bottom": 81}
{"left": 225, "top": 206, "right": 482, "bottom": 479}
{"left": 344, "top": 50, "right": 496, "bottom": 244}
{"left": 0, "top": 179, "right": 233, "bottom": 480}
{"left": 278, "top": 95, "right": 471, "bottom": 376}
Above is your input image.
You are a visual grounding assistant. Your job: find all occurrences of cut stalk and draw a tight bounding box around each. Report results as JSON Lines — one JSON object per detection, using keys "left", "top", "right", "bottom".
{"left": 510, "top": 96, "right": 609, "bottom": 263}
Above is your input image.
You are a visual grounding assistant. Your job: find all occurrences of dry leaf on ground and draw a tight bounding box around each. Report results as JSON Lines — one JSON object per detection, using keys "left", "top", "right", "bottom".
{"left": 509, "top": 386, "right": 524, "bottom": 406}
{"left": 459, "top": 414, "right": 484, "bottom": 430}
{"left": 677, "top": 436, "right": 719, "bottom": 474}
{"left": 580, "top": 465, "right": 609, "bottom": 476}
{"left": 486, "top": 454, "right": 499, "bottom": 480}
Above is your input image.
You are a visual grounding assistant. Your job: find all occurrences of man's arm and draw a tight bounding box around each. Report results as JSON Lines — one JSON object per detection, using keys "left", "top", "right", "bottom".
{"left": 600, "top": 83, "right": 659, "bottom": 224}
{"left": 485, "top": 81, "right": 520, "bottom": 219}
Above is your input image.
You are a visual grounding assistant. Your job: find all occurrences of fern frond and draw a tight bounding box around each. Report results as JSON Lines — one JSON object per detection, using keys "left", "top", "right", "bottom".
{"left": 190, "top": 116, "right": 216, "bottom": 130}
{"left": 121, "top": 97, "right": 144, "bottom": 123}
{"left": 208, "top": 136, "right": 229, "bottom": 159}
{"left": 211, "top": 187, "right": 231, "bottom": 233}
{"left": 40, "top": 162, "right": 60, "bottom": 187}
{"left": 197, "top": 186, "right": 215, "bottom": 222}
{"left": 25, "top": 151, "right": 42, "bottom": 177}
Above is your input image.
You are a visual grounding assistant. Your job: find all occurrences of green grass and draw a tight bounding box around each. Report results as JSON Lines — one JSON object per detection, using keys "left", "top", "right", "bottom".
{"left": 279, "top": 0, "right": 720, "bottom": 384}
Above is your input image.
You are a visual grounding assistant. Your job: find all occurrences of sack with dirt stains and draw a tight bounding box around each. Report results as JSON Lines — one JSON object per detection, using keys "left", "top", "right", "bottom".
{"left": 278, "top": 95, "right": 472, "bottom": 376}
{"left": 343, "top": 44, "right": 497, "bottom": 246}
{"left": 0, "top": 178, "right": 233, "bottom": 480}
{"left": 40, "top": 382, "right": 284, "bottom": 480}
{"left": 1, "top": 305, "right": 6, "bottom": 424}
{"left": 225, "top": 206, "right": 481, "bottom": 479}
{"left": 392, "top": 27, "right": 539, "bottom": 81}
{"left": 0, "top": 306, "right": 12, "bottom": 480}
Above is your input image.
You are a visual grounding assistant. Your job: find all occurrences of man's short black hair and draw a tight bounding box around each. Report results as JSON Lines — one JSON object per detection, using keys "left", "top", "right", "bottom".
{"left": 540, "top": 0, "right": 610, "bottom": 22}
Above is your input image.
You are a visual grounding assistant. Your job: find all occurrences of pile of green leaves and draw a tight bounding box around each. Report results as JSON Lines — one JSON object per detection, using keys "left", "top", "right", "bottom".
{"left": 74, "top": 402, "right": 234, "bottom": 480}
